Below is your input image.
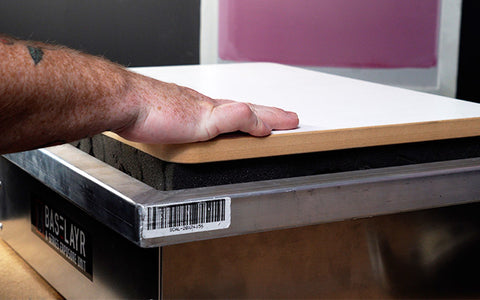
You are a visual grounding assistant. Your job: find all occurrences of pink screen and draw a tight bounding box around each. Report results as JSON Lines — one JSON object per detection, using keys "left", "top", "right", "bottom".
{"left": 218, "top": 0, "right": 439, "bottom": 68}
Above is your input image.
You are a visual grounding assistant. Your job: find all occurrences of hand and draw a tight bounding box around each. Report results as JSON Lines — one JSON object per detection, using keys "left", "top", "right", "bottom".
{"left": 116, "top": 74, "right": 299, "bottom": 144}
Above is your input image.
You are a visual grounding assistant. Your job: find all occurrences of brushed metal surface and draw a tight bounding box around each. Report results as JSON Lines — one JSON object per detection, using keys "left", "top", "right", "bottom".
{"left": 0, "top": 157, "right": 159, "bottom": 299}
{"left": 4, "top": 146, "right": 480, "bottom": 298}
{"left": 163, "top": 202, "right": 480, "bottom": 299}
{"left": 4, "top": 145, "right": 480, "bottom": 247}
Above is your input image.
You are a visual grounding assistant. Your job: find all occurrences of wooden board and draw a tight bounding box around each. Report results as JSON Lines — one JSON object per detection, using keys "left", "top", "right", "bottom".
{"left": 104, "top": 63, "right": 480, "bottom": 163}
{"left": 0, "top": 239, "right": 63, "bottom": 299}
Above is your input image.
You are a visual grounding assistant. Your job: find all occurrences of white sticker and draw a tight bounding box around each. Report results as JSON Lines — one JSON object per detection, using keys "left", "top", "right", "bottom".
{"left": 142, "top": 197, "right": 231, "bottom": 238}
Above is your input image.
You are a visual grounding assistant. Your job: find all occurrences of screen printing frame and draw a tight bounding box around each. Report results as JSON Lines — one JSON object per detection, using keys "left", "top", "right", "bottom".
{"left": 200, "top": 0, "right": 462, "bottom": 97}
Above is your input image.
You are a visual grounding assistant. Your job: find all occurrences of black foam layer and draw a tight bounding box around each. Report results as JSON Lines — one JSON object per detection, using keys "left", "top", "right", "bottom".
{"left": 72, "top": 135, "right": 480, "bottom": 191}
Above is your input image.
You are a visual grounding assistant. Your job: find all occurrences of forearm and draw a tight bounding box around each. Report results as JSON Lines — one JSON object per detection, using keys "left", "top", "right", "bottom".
{"left": 1, "top": 34, "right": 299, "bottom": 154}
{"left": 0, "top": 34, "right": 137, "bottom": 153}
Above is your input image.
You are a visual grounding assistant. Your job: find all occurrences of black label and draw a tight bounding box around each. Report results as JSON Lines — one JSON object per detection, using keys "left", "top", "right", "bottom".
{"left": 31, "top": 197, "right": 93, "bottom": 280}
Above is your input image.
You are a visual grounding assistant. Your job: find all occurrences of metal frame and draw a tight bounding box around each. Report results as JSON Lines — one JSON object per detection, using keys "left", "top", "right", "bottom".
{"left": 4, "top": 144, "right": 480, "bottom": 247}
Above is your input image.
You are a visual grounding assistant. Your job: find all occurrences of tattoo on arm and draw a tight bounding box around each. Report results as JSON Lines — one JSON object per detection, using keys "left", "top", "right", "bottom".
{"left": 2, "top": 34, "right": 61, "bottom": 65}
{"left": 27, "top": 46, "right": 44, "bottom": 65}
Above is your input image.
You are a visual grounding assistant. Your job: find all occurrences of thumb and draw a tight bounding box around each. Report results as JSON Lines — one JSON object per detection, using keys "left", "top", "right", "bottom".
{"left": 203, "top": 102, "right": 271, "bottom": 140}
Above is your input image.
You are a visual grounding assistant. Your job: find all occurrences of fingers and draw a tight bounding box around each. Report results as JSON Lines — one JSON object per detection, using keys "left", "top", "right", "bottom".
{"left": 248, "top": 103, "right": 299, "bottom": 130}
{"left": 205, "top": 102, "right": 270, "bottom": 138}
{"left": 205, "top": 101, "right": 299, "bottom": 139}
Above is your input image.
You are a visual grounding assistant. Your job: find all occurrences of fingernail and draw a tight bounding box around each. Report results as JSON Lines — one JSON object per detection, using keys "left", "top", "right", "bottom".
{"left": 288, "top": 111, "right": 299, "bottom": 118}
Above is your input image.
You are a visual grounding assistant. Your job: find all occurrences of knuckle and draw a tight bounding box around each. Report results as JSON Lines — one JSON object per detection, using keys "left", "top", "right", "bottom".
{"left": 237, "top": 102, "right": 255, "bottom": 118}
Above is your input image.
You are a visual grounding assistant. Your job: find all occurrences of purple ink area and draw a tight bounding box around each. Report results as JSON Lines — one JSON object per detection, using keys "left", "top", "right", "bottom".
{"left": 219, "top": 0, "right": 439, "bottom": 68}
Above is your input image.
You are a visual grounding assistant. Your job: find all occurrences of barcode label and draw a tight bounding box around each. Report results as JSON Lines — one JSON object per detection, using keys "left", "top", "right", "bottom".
{"left": 142, "top": 197, "right": 231, "bottom": 238}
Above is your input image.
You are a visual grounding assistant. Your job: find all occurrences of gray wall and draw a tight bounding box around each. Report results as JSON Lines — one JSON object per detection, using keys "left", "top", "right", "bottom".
{"left": 0, "top": 0, "right": 200, "bottom": 66}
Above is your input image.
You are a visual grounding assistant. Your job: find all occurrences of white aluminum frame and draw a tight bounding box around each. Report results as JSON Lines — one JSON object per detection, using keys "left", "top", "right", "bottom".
{"left": 200, "top": 0, "right": 462, "bottom": 97}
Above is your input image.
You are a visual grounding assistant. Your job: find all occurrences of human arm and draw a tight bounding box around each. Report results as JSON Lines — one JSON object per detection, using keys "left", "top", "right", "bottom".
{"left": 0, "top": 34, "right": 299, "bottom": 154}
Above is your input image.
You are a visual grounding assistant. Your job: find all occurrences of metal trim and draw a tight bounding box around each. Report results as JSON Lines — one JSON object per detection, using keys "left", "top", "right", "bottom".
{"left": 4, "top": 145, "right": 480, "bottom": 247}
{"left": 3, "top": 146, "right": 145, "bottom": 243}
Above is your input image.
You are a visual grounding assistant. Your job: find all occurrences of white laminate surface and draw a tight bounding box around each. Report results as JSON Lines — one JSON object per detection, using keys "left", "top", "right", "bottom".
{"left": 131, "top": 63, "right": 480, "bottom": 133}
{"left": 109, "top": 63, "right": 480, "bottom": 163}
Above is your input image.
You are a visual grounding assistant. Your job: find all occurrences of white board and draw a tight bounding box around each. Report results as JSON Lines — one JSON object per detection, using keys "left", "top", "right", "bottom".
{"left": 105, "top": 63, "right": 480, "bottom": 163}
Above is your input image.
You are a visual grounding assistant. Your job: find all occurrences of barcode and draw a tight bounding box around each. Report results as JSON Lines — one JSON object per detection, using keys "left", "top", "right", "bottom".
{"left": 146, "top": 199, "right": 227, "bottom": 230}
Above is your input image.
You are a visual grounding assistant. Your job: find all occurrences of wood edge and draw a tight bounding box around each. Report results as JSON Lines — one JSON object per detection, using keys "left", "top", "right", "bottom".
{"left": 103, "top": 118, "right": 480, "bottom": 164}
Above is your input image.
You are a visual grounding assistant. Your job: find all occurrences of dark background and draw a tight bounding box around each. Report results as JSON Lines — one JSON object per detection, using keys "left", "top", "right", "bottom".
{"left": 456, "top": 0, "right": 480, "bottom": 103}
{"left": 0, "top": 0, "right": 200, "bottom": 66}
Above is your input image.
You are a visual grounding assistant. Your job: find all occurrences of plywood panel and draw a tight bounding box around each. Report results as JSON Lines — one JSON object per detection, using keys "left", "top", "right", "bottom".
{"left": 0, "top": 239, "right": 63, "bottom": 299}
{"left": 105, "top": 63, "right": 480, "bottom": 163}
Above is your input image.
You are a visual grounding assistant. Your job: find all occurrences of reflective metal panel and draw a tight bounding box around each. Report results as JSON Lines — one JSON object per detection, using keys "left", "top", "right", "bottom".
{"left": 0, "top": 157, "right": 159, "bottom": 299}
{"left": 163, "top": 203, "right": 480, "bottom": 299}
{"left": 4, "top": 145, "right": 480, "bottom": 247}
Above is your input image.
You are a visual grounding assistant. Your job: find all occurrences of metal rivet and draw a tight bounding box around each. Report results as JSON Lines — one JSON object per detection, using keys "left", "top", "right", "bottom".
{"left": 0, "top": 223, "right": 3, "bottom": 231}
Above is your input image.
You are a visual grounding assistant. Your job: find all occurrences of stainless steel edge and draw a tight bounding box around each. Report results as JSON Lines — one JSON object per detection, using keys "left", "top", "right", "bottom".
{"left": 4, "top": 145, "right": 480, "bottom": 248}
{"left": 138, "top": 157, "right": 480, "bottom": 247}
{"left": 3, "top": 145, "right": 149, "bottom": 244}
